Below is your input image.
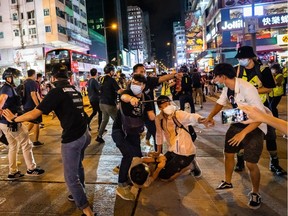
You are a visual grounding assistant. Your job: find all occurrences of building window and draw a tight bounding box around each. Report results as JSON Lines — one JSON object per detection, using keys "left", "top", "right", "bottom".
{"left": 14, "top": 29, "right": 19, "bottom": 36}
{"left": 26, "top": 0, "right": 33, "bottom": 2}
{"left": 44, "top": 9, "right": 50, "bottom": 16}
{"left": 0, "top": 32, "right": 4, "bottom": 38}
{"left": 45, "top": 26, "right": 51, "bottom": 32}
{"left": 22, "top": 29, "right": 25, "bottom": 35}
{"left": 0, "top": 16, "right": 2, "bottom": 22}
{"left": 11, "top": 0, "right": 16, "bottom": 3}
{"left": 12, "top": 13, "right": 18, "bottom": 21}
{"left": 27, "top": 10, "right": 35, "bottom": 19}
{"left": 29, "top": 28, "right": 36, "bottom": 35}
{"left": 21, "top": 13, "right": 24, "bottom": 19}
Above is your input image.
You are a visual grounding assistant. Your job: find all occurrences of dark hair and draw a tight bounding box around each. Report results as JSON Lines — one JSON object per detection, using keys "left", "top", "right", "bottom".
{"left": 90, "top": 68, "right": 97, "bottom": 76}
{"left": 104, "top": 63, "right": 115, "bottom": 74}
{"left": 133, "top": 64, "right": 144, "bottom": 73}
{"left": 36, "top": 73, "right": 43, "bottom": 79}
{"left": 270, "top": 64, "right": 282, "bottom": 74}
{"left": 132, "top": 74, "right": 147, "bottom": 84}
{"left": 213, "top": 63, "right": 236, "bottom": 79}
{"left": 156, "top": 95, "right": 171, "bottom": 106}
{"left": 27, "top": 69, "right": 36, "bottom": 77}
{"left": 179, "top": 65, "right": 189, "bottom": 73}
{"left": 130, "top": 163, "right": 149, "bottom": 186}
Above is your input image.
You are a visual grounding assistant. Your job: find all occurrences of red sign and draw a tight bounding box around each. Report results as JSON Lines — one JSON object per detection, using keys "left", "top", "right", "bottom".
{"left": 71, "top": 61, "right": 79, "bottom": 73}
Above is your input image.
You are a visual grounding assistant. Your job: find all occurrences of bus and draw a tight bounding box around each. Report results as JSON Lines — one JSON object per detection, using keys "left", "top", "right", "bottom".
{"left": 45, "top": 48, "right": 106, "bottom": 89}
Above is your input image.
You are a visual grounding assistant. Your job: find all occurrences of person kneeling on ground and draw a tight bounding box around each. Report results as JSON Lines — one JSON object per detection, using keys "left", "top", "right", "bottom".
{"left": 155, "top": 95, "right": 205, "bottom": 181}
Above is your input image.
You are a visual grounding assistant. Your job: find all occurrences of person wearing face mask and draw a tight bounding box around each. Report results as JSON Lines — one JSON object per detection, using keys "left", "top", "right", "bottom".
{"left": 234, "top": 46, "right": 286, "bottom": 176}
{"left": 204, "top": 63, "right": 268, "bottom": 209}
{"left": 96, "top": 63, "right": 124, "bottom": 144}
{"left": 111, "top": 74, "right": 155, "bottom": 201}
{"left": 268, "top": 64, "right": 284, "bottom": 118}
{"left": 154, "top": 95, "right": 205, "bottom": 181}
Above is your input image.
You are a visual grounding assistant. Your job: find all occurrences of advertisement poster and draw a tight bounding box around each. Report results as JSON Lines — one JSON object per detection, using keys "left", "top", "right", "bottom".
{"left": 185, "top": 11, "right": 203, "bottom": 53}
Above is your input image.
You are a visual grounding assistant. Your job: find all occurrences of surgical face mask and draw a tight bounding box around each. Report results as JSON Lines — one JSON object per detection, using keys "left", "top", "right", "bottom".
{"left": 215, "top": 81, "right": 225, "bottom": 89}
{"left": 13, "top": 77, "right": 21, "bottom": 87}
{"left": 130, "top": 84, "right": 142, "bottom": 95}
{"left": 238, "top": 59, "right": 250, "bottom": 67}
{"left": 271, "top": 69, "right": 276, "bottom": 74}
{"left": 163, "top": 104, "right": 177, "bottom": 116}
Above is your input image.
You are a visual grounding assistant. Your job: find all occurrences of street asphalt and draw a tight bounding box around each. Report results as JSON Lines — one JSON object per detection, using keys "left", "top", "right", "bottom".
{"left": 0, "top": 95, "right": 287, "bottom": 216}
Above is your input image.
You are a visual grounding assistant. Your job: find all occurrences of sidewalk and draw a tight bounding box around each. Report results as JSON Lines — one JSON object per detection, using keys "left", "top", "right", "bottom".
{"left": 0, "top": 96, "right": 287, "bottom": 216}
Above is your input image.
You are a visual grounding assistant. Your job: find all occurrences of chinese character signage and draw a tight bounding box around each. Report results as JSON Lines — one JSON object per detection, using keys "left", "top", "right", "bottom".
{"left": 259, "top": 13, "right": 288, "bottom": 28}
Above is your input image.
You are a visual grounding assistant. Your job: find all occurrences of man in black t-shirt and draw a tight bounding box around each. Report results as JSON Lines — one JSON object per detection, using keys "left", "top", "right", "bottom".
{"left": 96, "top": 63, "right": 124, "bottom": 143}
{"left": 112, "top": 74, "right": 155, "bottom": 201}
{"left": 87, "top": 68, "right": 101, "bottom": 131}
{"left": 3, "top": 64, "right": 94, "bottom": 216}
{"left": 234, "top": 46, "right": 286, "bottom": 176}
{"left": 24, "top": 69, "right": 43, "bottom": 147}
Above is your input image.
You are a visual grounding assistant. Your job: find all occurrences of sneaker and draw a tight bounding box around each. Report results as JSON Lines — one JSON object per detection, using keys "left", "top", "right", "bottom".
{"left": 216, "top": 181, "right": 233, "bottom": 190}
{"left": 270, "top": 164, "right": 287, "bottom": 176}
{"left": 8, "top": 171, "right": 24, "bottom": 180}
{"left": 95, "top": 136, "right": 105, "bottom": 143}
{"left": 113, "top": 165, "right": 120, "bottom": 174}
{"left": 26, "top": 168, "right": 45, "bottom": 176}
{"left": 248, "top": 192, "right": 261, "bottom": 209}
{"left": 234, "top": 154, "right": 245, "bottom": 172}
{"left": 67, "top": 194, "right": 74, "bottom": 202}
{"left": 33, "top": 141, "right": 44, "bottom": 147}
{"left": 191, "top": 160, "right": 202, "bottom": 178}
{"left": 116, "top": 186, "right": 135, "bottom": 201}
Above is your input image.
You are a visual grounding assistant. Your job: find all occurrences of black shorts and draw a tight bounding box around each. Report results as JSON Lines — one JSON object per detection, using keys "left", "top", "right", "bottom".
{"left": 225, "top": 124, "right": 264, "bottom": 163}
{"left": 159, "top": 151, "right": 194, "bottom": 180}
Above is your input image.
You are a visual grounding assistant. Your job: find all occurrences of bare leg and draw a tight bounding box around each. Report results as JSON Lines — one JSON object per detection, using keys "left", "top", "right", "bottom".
{"left": 224, "top": 153, "right": 235, "bottom": 183}
{"left": 246, "top": 161, "right": 260, "bottom": 193}
{"left": 82, "top": 206, "right": 94, "bottom": 216}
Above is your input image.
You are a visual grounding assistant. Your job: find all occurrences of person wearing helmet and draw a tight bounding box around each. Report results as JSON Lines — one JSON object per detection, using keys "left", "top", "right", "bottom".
{"left": 0, "top": 68, "right": 45, "bottom": 180}
{"left": 3, "top": 64, "right": 95, "bottom": 216}
{"left": 96, "top": 63, "right": 124, "bottom": 144}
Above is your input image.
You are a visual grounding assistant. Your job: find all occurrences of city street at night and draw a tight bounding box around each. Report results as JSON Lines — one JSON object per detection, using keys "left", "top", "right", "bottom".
{"left": 0, "top": 96, "right": 286, "bottom": 216}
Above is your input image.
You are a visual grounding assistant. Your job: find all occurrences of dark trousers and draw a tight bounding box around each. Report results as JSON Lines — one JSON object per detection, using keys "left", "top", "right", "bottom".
{"left": 112, "top": 129, "right": 142, "bottom": 184}
{"left": 264, "top": 100, "right": 277, "bottom": 152}
{"left": 88, "top": 100, "right": 102, "bottom": 128}
{"left": 269, "top": 96, "right": 282, "bottom": 118}
{"left": 145, "top": 119, "right": 157, "bottom": 151}
{"left": 179, "top": 94, "right": 195, "bottom": 113}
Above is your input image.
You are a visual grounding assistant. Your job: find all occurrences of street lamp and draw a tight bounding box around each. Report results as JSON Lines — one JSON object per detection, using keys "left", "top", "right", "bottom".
{"left": 103, "top": 23, "right": 117, "bottom": 62}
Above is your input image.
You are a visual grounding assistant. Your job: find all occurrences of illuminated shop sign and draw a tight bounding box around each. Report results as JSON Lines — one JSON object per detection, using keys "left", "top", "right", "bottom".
{"left": 221, "top": 19, "right": 243, "bottom": 30}
{"left": 258, "top": 14, "right": 288, "bottom": 28}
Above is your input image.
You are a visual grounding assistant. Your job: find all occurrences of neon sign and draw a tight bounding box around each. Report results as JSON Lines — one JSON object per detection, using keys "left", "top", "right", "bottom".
{"left": 259, "top": 14, "right": 288, "bottom": 28}
{"left": 221, "top": 20, "right": 243, "bottom": 30}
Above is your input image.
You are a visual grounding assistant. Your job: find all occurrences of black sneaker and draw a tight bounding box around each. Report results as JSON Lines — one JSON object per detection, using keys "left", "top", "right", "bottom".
{"left": 26, "top": 168, "right": 45, "bottom": 176}
{"left": 248, "top": 192, "right": 261, "bottom": 209}
{"left": 95, "top": 136, "right": 105, "bottom": 143}
{"left": 270, "top": 164, "right": 287, "bottom": 176}
{"left": 234, "top": 154, "right": 245, "bottom": 172}
{"left": 67, "top": 194, "right": 74, "bottom": 202}
{"left": 216, "top": 181, "right": 233, "bottom": 190}
{"left": 8, "top": 171, "right": 24, "bottom": 180}
{"left": 33, "top": 141, "right": 44, "bottom": 147}
{"left": 191, "top": 160, "right": 202, "bottom": 178}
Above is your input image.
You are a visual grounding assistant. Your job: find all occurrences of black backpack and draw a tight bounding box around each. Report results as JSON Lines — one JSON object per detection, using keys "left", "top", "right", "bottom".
{"left": 15, "top": 81, "right": 26, "bottom": 105}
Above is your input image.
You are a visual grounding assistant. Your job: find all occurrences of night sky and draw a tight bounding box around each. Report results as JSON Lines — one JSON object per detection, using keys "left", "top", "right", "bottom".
{"left": 127, "top": 0, "right": 181, "bottom": 63}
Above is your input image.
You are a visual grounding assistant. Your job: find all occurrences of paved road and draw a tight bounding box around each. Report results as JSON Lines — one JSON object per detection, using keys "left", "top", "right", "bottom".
{"left": 0, "top": 95, "right": 287, "bottom": 216}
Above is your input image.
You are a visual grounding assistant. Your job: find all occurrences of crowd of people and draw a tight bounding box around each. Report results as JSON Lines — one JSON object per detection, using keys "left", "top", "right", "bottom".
{"left": 0, "top": 46, "right": 287, "bottom": 215}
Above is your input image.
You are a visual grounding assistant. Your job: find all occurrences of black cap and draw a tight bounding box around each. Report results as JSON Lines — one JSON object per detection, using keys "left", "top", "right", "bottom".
{"left": 51, "top": 63, "right": 69, "bottom": 78}
{"left": 179, "top": 65, "right": 189, "bottom": 73}
{"left": 235, "top": 46, "right": 257, "bottom": 59}
{"left": 104, "top": 63, "right": 115, "bottom": 74}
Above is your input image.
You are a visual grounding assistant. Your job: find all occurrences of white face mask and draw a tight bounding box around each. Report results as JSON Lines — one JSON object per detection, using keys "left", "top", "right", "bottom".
{"left": 130, "top": 84, "right": 142, "bottom": 95}
{"left": 163, "top": 104, "right": 177, "bottom": 115}
{"left": 238, "top": 59, "right": 250, "bottom": 67}
{"left": 271, "top": 69, "right": 276, "bottom": 74}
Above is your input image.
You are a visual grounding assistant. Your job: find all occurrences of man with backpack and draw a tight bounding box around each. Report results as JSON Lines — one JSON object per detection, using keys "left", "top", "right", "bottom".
{"left": 87, "top": 68, "right": 101, "bottom": 131}
{"left": 0, "top": 68, "right": 45, "bottom": 180}
{"left": 154, "top": 95, "right": 204, "bottom": 181}
{"left": 234, "top": 46, "right": 286, "bottom": 176}
{"left": 112, "top": 74, "right": 155, "bottom": 201}
{"left": 191, "top": 68, "right": 204, "bottom": 109}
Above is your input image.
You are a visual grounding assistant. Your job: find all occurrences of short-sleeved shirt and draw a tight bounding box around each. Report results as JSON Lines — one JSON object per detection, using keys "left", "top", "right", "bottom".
{"left": 23, "top": 79, "right": 38, "bottom": 110}
{"left": 87, "top": 78, "right": 100, "bottom": 102}
{"left": 113, "top": 89, "right": 153, "bottom": 130}
{"left": 99, "top": 75, "right": 120, "bottom": 106}
{"left": 0, "top": 83, "right": 19, "bottom": 124}
{"left": 144, "top": 76, "right": 159, "bottom": 100}
{"left": 36, "top": 81, "right": 87, "bottom": 143}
